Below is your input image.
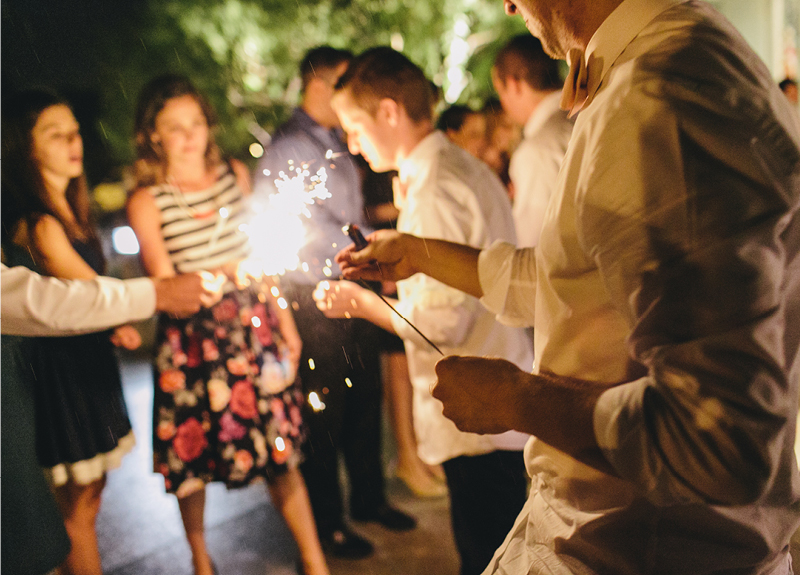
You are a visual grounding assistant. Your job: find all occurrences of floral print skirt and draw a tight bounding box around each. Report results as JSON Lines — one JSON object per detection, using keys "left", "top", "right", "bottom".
{"left": 152, "top": 285, "right": 305, "bottom": 497}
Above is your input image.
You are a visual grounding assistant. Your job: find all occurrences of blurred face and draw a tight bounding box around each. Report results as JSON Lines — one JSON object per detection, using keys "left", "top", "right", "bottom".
{"left": 492, "top": 70, "right": 529, "bottom": 125}
{"left": 448, "top": 113, "right": 487, "bottom": 159}
{"left": 151, "top": 94, "right": 209, "bottom": 165}
{"left": 31, "top": 104, "right": 83, "bottom": 186}
{"left": 332, "top": 90, "right": 398, "bottom": 172}
{"left": 314, "top": 61, "right": 350, "bottom": 129}
{"left": 503, "top": 0, "right": 572, "bottom": 59}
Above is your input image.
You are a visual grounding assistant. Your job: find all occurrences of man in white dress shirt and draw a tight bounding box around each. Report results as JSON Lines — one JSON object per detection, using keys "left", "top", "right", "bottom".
{"left": 316, "top": 47, "right": 534, "bottom": 575}
{"left": 1, "top": 264, "right": 211, "bottom": 335}
{"left": 1, "top": 265, "right": 213, "bottom": 575}
{"left": 335, "top": 1, "right": 800, "bottom": 573}
{"left": 493, "top": 35, "right": 574, "bottom": 248}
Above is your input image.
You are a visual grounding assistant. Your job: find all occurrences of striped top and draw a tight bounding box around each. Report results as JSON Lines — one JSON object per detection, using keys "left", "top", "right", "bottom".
{"left": 150, "top": 165, "right": 251, "bottom": 273}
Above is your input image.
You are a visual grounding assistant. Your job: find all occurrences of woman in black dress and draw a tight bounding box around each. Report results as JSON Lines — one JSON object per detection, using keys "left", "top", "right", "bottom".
{"left": 2, "top": 89, "right": 141, "bottom": 575}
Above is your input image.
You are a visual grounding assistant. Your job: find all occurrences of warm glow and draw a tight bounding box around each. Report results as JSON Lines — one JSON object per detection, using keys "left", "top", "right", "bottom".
{"left": 237, "top": 163, "right": 331, "bottom": 277}
{"left": 308, "top": 391, "right": 326, "bottom": 411}
{"left": 249, "top": 142, "right": 264, "bottom": 158}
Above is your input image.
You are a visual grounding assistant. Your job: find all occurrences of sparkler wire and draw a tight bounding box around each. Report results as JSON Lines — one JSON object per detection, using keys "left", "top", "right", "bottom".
{"left": 343, "top": 224, "right": 444, "bottom": 356}
{"left": 356, "top": 279, "right": 445, "bottom": 356}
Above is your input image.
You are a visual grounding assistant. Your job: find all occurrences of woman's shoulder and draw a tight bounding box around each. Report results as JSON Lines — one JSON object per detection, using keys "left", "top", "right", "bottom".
{"left": 30, "top": 212, "right": 66, "bottom": 239}
{"left": 220, "top": 158, "right": 251, "bottom": 195}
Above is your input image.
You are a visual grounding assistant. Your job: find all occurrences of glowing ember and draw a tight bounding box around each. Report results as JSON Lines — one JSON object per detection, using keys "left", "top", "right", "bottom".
{"left": 238, "top": 162, "right": 331, "bottom": 277}
{"left": 345, "top": 378, "right": 352, "bottom": 388}
{"left": 251, "top": 316, "right": 262, "bottom": 328}
{"left": 308, "top": 358, "right": 316, "bottom": 370}
{"left": 270, "top": 286, "right": 280, "bottom": 297}
{"left": 275, "top": 437, "right": 286, "bottom": 451}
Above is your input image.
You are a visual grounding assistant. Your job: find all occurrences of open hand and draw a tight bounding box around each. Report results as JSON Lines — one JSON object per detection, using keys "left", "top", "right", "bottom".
{"left": 313, "top": 280, "right": 365, "bottom": 319}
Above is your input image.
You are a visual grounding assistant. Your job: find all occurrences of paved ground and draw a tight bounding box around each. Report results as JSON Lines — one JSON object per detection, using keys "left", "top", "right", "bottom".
{"left": 97, "top": 353, "right": 460, "bottom": 575}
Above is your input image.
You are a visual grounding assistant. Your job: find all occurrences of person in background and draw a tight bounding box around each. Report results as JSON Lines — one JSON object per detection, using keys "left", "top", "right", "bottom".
{"left": 1, "top": 89, "right": 142, "bottom": 575}
{"left": 253, "top": 46, "right": 415, "bottom": 559}
{"left": 335, "top": 0, "right": 800, "bottom": 573}
{"left": 318, "top": 47, "right": 533, "bottom": 575}
{"left": 0, "top": 263, "right": 212, "bottom": 575}
{"left": 493, "top": 35, "right": 573, "bottom": 248}
{"left": 480, "top": 98, "right": 520, "bottom": 195}
{"left": 437, "top": 104, "right": 488, "bottom": 160}
{"left": 127, "top": 74, "right": 327, "bottom": 575}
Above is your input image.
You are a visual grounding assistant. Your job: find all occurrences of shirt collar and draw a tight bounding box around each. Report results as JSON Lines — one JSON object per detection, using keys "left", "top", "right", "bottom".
{"left": 524, "top": 91, "right": 564, "bottom": 139}
{"left": 583, "top": 0, "right": 688, "bottom": 106}
{"left": 398, "top": 130, "right": 444, "bottom": 185}
{"left": 394, "top": 130, "right": 445, "bottom": 210}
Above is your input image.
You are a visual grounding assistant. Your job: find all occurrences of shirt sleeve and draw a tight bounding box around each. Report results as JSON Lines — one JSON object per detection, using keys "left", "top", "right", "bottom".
{"left": 586, "top": 87, "right": 800, "bottom": 506}
{"left": 1, "top": 265, "right": 157, "bottom": 337}
{"left": 478, "top": 241, "right": 537, "bottom": 328}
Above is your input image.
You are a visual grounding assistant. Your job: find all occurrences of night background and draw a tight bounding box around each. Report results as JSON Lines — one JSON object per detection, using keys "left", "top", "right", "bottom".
{"left": 2, "top": 0, "right": 527, "bottom": 189}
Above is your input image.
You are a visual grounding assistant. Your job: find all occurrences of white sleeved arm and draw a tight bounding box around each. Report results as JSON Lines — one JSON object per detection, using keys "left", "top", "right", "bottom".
{"left": 478, "top": 241, "right": 537, "bottom": 328}
{"left": 1, "top": 264, "right": 157, "bottom": 337}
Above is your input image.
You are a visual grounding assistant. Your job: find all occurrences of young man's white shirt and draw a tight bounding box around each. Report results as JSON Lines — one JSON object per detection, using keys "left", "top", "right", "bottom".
{"left": 391, "top": 131, "right": 534, "bottom": 465}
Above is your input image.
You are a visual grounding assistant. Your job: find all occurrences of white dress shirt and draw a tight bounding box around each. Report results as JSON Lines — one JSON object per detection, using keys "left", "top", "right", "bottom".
{"left": 392, "top": 131, "right": 534, "bottom": 465}
{"left": 1, "top": 264, "right": 156, "bottom": 337}
{"left": 478, "top": 0, "right": 800, "bottom": 573}
{"left": 509, "top": 91, "right": 574, "bottom": 248}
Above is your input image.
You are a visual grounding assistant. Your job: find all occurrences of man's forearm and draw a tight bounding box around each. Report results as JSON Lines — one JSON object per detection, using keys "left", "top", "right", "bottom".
{"left": 432, "top": 355, "right": 618, "bottom": 475}
{"left": 405, "top": 235, "right": 483, "bottom": 298}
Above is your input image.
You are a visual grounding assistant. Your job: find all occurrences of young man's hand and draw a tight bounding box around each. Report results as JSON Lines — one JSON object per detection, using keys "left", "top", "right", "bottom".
{"left": 336, "top": 229, "right": 418, "bottom": 283}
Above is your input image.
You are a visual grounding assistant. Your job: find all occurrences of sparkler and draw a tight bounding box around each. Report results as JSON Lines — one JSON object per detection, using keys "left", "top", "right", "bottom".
{"left": 340, "top": 224, "right": 444, "bottom": 356}
{"left": 237, "top": 161, "right": 331, "bottom": 278}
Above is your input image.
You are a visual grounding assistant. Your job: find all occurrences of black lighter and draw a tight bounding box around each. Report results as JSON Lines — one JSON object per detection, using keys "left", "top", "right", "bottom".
{"left": 342, "top": 223, "right": 369, "bottom": 251}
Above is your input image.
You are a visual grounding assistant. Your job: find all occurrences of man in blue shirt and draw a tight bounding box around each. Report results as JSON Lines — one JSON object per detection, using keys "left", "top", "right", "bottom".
{"left": 254, "top": 46, "right": 415, "bottom": 559}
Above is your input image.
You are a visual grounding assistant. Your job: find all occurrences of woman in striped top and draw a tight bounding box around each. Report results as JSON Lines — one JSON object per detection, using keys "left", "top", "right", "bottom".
{"left": 127, "top": 75, "right": 329, "bottom": 575}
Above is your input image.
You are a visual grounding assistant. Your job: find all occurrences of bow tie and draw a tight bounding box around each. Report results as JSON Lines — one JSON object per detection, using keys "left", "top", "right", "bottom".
{"left": 560, "top": 48, "right": 591, "bottom": 118}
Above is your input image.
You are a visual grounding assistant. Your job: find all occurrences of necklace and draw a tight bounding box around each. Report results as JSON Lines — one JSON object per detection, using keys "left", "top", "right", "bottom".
{"left": 167, "top": 177, "right": 220, "bottom": 220}
{"left": 166, "top": 171, "right": 234, "bottom": 250}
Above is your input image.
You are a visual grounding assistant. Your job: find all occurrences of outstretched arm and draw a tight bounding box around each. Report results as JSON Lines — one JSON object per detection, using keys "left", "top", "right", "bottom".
{"left": 1, "top": 265, "right": 215, "bottom": 337}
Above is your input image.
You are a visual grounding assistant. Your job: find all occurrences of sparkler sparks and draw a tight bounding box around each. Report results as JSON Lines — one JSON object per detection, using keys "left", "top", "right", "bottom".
{"left": 237, "top": 162, "right": 331, "bottom": 278}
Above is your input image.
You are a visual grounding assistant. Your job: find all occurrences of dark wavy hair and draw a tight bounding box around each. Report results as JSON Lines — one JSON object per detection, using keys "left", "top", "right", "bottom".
{"left": 1, "top": 88, "right": 95, "bottom": 248}
{"left": 133, "top": 74, "right": 221, "bottom": 188}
